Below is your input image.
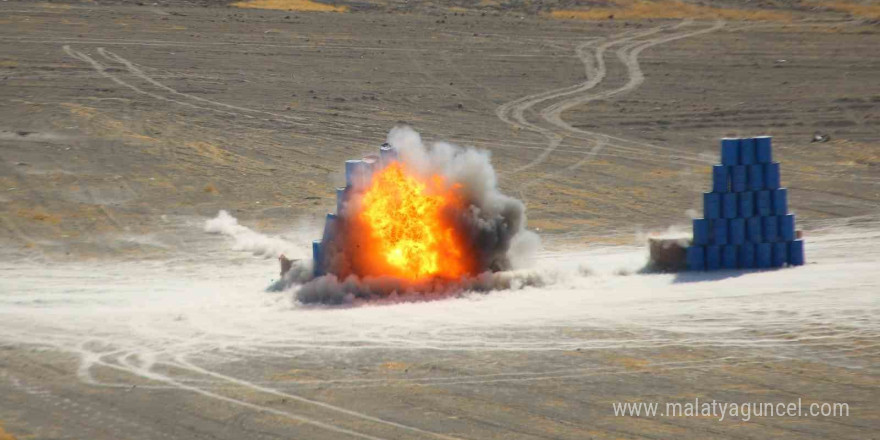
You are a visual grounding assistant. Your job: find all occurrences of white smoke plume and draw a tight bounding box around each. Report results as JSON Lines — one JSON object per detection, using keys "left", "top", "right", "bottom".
{"left": 205, "top": 210, "right": 297, "bottom": 258}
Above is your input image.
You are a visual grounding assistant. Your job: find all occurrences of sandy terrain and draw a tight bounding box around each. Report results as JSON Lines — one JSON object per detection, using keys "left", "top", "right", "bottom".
{"left": 1, "top": 1, "right": 878, "bottom": 439}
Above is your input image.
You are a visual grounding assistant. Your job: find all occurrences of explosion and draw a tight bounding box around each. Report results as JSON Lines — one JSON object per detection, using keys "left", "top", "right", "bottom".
{"left": 357, "top": 162, "right": 474, "bottom": 280}
{"left": 276, "top": 126, "right": 541, "bottom": 303}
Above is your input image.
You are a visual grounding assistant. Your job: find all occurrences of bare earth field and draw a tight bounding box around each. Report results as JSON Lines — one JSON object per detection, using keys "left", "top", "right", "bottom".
{"left": 1, "top": 1, "right": 879, "bottom": 439}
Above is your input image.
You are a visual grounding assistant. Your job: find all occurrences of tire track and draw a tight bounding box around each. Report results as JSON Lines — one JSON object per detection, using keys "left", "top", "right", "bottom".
{"left": 61, "top": 346, "right": 396, "bottom": 440}
{"left": 64, "top": 45, "right": 384, "bottom": 141}
{"left": 535, "top": 21, "right": 729, "bottom": 169}
{"left": 48, "top": 335, "right": 465, "bottom": 440}
{"left": 496, "top": 28, "right": 665, "bottom": 174}
{"left": 94, "top": 46, "right": 376, "bottom": 135}
{"left": 173, "top": 355, "right": 464, "bottom": 440}
{"left": 541, "top": 20, "right": 725, "bottom": 149}
{"left": 97, "top": 48, "right": 309, "bottom": 124}
{"left": 111, "top": 353, "right": 393, "bottom": 440}
{"left": 496, "top": 20, "right": 726, "bottom": 177}
{"left": 62, "top": 45, "right": 393, "bottom": 161}
{"left": 63, "top": 45, "right": 255, "bottom": 120}
{"left": 494, "top": 26, "right": 670, "bottom": 174}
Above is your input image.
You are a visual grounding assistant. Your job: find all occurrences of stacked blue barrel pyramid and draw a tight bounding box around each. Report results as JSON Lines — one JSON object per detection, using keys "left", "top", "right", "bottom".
{"left": 687, "top": 136, "right": 805, "bottom": 271}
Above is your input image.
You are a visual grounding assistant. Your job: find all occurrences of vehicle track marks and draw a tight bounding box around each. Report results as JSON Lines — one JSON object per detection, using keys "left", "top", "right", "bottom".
{"left": 496, "top": 20, "right": 727, "bottom": 178}
{"left": 495, "top": 27, "right": 664, "bottom": 175}
{"left": 542, "top": 20, "right": 726, "bottom": 148}
{"left": 97, "top": 48, "right": 309, "bottom": 124}
{"left": 173, "top": 355, "right": 465, "bottom": 440}
{"left": 63, "top": 45, "right": 252, "bottom": 120}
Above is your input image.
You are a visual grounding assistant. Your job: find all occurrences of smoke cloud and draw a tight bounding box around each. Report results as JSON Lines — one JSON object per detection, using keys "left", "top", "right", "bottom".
{"left": 205, "top": 210, "right": 296, "bottom": 258}
{"left": 219, "top": 126, "right": 542, "bottom": 303}
{"left": 295, "top": 127, "right": 543, "bottom": 303}
{"left": 388, "top": 126, "right": 540, "bottom": 272}
{"left": 297, "top": 270, "right": 552, "bottom": 305}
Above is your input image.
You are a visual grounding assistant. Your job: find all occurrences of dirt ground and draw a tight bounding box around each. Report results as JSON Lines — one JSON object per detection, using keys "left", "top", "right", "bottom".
{"left": 0, "top": 1, "right": 878, "bottom": 439}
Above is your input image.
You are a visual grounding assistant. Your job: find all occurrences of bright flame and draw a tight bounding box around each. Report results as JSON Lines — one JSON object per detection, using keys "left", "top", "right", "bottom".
{"left": 357, "top": 162, "right": 472, "bottom": 280}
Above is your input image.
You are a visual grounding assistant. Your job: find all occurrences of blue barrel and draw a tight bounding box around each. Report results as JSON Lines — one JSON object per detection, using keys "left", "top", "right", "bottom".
{"left": 755, "top": 136, "right": 772, "bottom": 163}
{"left": 723, "top": 193, "right": 738, "bottom": 219}
{"left": 693, "top": 218, "right": 710, "bottom": 245}
{"left": 721, "top": 138, "right": 740, "bottom": 165}
{"left": 704, "top": 192, "right": 721, "bottom": 219}
{"left": 746, "top": 216, "right": 762, "bottom": 242}
{"left": 729, "top": 218, "right": 745, "bottom": 245}
{"left": 739, "top": 242, "right": 756, "bottom": 268}
{"left": 312, "top": 240, "right": 324, "bottom": 276}
{"left": 780, "top": 214, "right": 795, "bottom": 241}
{"left": 756, "top": 190, "right": 772, "bottom": 216}
{"left": 335, "top": 187, "right": 347, "bottom": 215}
{"left": 713, "top": 165, "right": 729, "bottom": 193}
{"left": 706, "top": 245, "right": 721, "bottom": 270}
{"left": 713, "top": 219, "right": 728, "bottom": 245}
{"left": 756, "top": 242, "right": 772, "bottom": 268}
{"left": 722, "top": 245, "right": 738, "bottom": 269}
{"left": 788, "top": 240, "right": 805, "bottom": 266}
{"left": 321, "top": 213, "right": 338, "bottom": 244}
{"left": 772, "top": 242, "right": 787, "bottom": 267}
{"left": 344, "top": 159, "right": 363, "bottom": 187}
{"left": 763, "top": 216, "right": 779, "bottom": 242}
{"left": 379, "top": 143, "right": 398, "bottom": 167}
{"left": 731, "top": 165, "right": 747, "bottom": 192}
{"left": 773, "top": 188, "right": 788, "bottom": 215}
{"left": 739, "top": 191, "right": 754, "bottom": 218}
{"left": 748, "top": 164, "right": 764, "bottom": 191}
{"left": 765, "top": 162, "right": 781, "bottom": 189}
{"left": 686, "top": 246, "right": 705, "bottom": 271}
{"left": 740, "top": 137, "right": 756, "bottom": 165}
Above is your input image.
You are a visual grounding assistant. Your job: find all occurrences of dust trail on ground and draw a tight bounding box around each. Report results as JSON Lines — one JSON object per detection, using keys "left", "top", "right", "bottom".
{"left": 204, "top": 210, "right": 300, "bottom": 258}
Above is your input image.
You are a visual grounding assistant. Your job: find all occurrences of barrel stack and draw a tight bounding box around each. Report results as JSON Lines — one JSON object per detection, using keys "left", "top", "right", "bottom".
{"left": 313, "top": 143, "right": 398, "bottom": 276}
{"left": 686, "top": 136, "right": 805, "bottom": 271}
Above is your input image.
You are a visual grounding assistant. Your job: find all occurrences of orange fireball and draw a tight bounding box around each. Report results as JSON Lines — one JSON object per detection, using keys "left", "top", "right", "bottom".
{"left": 355, "top": 162, "right": 473, "bottom": 280}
